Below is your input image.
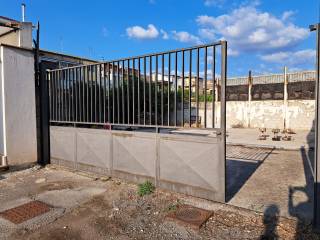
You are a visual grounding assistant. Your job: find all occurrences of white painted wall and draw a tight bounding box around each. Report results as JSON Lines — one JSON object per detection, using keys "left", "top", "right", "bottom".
{"left": 0, "top": 45, "right": 37, "bottom": 165}
{"left": 176, "top": 100, "right": 315, "bottom": 130}
{"left": 205, "top": 100, "right": 314, "bottom": 130}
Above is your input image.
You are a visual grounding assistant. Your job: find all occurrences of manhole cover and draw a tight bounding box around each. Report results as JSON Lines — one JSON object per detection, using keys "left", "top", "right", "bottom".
{"left": 0, "top": 201, "right": 51, "bottom": 224}
{"left": 166, "top": 204, "right": 212, "bottom": 230}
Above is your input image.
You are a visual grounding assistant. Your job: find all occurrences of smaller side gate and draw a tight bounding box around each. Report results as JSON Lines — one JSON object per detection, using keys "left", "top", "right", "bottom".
{"left": 47, "top": 41, "right": 227, "bottom": 202}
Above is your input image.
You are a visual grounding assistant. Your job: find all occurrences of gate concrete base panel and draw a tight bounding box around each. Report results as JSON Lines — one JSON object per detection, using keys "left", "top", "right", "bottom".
{"left": 50, "top": 126, "right": 225, "bottom": 202}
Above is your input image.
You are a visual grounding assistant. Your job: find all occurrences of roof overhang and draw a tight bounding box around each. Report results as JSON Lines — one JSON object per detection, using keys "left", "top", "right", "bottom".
{"left": 0, "top": 16, "right": 20, "bottom": 36}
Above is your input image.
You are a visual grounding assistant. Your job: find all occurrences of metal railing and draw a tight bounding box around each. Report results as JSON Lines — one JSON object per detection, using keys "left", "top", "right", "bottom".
{"left": 227, "top": 70, "right": 316, "bottom": 86}
{"left": 47, "top": 41, "right": 227, "bottom": 129}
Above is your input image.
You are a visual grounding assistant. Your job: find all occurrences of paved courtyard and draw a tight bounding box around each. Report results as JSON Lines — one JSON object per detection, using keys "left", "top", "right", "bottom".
{"left": 0, "top": 127, "right": 317, "bottom": 239}
{"left": 0, "top": 165, "right": 318, "bottom": 239}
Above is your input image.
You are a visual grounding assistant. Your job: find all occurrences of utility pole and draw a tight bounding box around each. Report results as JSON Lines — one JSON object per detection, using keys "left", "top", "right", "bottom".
{"left": 310, "top": 23, "right": 320, "bottom": 231}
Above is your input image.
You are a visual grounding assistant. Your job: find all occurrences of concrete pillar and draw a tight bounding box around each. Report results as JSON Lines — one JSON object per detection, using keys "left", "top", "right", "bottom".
{"left": 283, "top": 66, "right": 288, "bottom": 130}
{"left": 247, "top": 70, "right": 252, "bottom": 128}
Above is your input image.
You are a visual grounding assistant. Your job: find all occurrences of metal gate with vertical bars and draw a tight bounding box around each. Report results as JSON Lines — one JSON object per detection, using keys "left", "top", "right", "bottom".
{"left": 47, "top": 41, "right": 227, "bottom": 202}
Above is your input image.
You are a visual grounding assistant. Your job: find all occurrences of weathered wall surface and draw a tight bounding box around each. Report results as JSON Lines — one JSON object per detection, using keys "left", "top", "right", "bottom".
{"left": 1, "top": 46, "right": 37, "bottom": 165}
{"left": 50, "top": 126, "right": 225, "bottom": 202}
{"left": 185, "top": 100, "right": 315, "bottom": 130}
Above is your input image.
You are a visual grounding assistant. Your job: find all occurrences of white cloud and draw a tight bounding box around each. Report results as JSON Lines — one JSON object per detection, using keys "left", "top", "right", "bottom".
{"left": 204, "top": 0, "right": 225, "bottom": 7}
{"left": 260, "top": 49, "right": 316, "bottom": 66}
{"left": 126, "top": 24, "right": 159, "bottom": 39}
{"left": 281, "top": 10, "right": 295, "bottom": 21}
{"left": 172, "top": 31, "right": 202, "bottom": 44}
{"left": 196, "top": 6, "right": 309, "bottom": 54}
{"left": 160, "top": 29, "right": 169, "bottom": 39}
{"left": 198, "top": 28, "right": 215, "bottom": 40}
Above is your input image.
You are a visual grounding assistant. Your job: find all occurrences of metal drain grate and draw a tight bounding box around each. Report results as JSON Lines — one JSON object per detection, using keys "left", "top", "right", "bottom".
{"left": 0, "top": 201, "right": 51, "bottom": 224}
{"left": 166, "top": 204, "right": 212, "bottom": 230}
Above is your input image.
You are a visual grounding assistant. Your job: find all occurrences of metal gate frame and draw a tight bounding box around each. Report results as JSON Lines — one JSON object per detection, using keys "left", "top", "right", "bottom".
{"left": 40, "top": 41, "right": 227, "bottom": 202}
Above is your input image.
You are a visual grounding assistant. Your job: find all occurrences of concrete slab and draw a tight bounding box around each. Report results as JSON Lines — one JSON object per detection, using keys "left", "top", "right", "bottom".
{"left": 227, "top": 128, "right": 315, "bottom": 150}
{"left": 227, "top": 145, "right": 313, "bottom": 222}
{"left": 0, "top": 166, "right": 107, "bottom": 239}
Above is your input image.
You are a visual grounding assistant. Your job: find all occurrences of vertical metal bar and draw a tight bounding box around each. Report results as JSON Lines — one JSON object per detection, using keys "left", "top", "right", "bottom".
{"left": 149, "top": 56, "right": 152, "bottom": 124}
{"left": 66, "top": 69, "right": 68, "bottom": 121}
{"left": 117, "top": 61, "right": 120, "bottom": 124}
{"left": 52, "top": 71, "right": 55, "bottom": 121}
{"left": 122, "top": 60, "right": 125, "bottom": 124}
{"left": 62, "top": 70, "right": 65, "bottom": 121}
{"left": 81, "top": 67, "right": 83, "bottom": 122}
{"left": 174, "top": 52, "right": 177, "bottom": 126}
{"left": 60, "top": 70, "right": 62, "bottom": 121}
{"left": 108, "top": 63, "right": 111, "bottom": 123}
{"left": 220, "top": 41, "right": 227, "bottom": 203}
{"left": 212, "top": 46, "right": 216, "bottom": 128}
{"left": 181, "top": 50, "right": 185, "bottom": 127}
{"left": 48, "top": 71, "right": 52, "bottom": 121}
{"left": 59, "top": 70, "right": 62, "bottom": 121}
{"left": 91, "top": 65, "right": 94, "bottom": 122}
{"left": 112, "top": 62, "right": 115, "bottom": 123}
{"left": 58, "top": 70, "right": 60, "bottom": 121}
{"left": 204, "top": 46, "right": 207, "bottom": 128}
{"left": 168, "top": 53, "right": 171, "bottom": 126}
{"left": 155, "top": 55, "right": 158, "bottom": 125}
{"left": 75, "top": 68, "right": 78, "bottom": 122}
{"left": 98, "top": 64, "right": 102, "bottom": 123}
{"left": 196, "top": 48, "right": 200, "bottom": 127}
{"left": 82, "top": 66, "right": 85, "bottom": 122}
{"left": 161, "top": 54, "right": 164, "bottom": 126}
{"left": 138, "top": 58, "right": 141, "bottom": 124}
{"left": 132, "top": 59, "right": 135, "bottom": 124}
{"left": 70, "top": 68, "right": 73, "bottom": 121}
{"left": 66, "top": 69, "right": 69, "bottom": 121}
{"left": 69, "top": 69, "right": 71, "bottom": 121}
{"left": 85, "top": 66, "right": 89, "bottom": 122}
{"left": 143, "top": 56, "right": 146, "bottom": 125}
{"left": 103, "top": 63, "right": 106, "bottom": 123}
{"left": 94, "top": 65, "right": 97, "bottom": 122}
{"left": 189, "top": 50, "right": 192, "bottom": 127}
{"left": 127, "top": 60, "right": 130, "bottom": 124}
{"left": 79, "top": 68, "right": 82, "bottom": 122}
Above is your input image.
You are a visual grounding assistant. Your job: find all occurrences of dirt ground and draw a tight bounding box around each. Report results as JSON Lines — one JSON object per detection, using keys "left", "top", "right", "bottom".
{"left": 0, "top": 165, "right": 319, "bottom": 240}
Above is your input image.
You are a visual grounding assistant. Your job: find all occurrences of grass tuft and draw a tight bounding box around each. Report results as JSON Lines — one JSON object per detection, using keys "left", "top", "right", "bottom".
{"left": 137, "top": 181, "right": 155, "bottom": 197}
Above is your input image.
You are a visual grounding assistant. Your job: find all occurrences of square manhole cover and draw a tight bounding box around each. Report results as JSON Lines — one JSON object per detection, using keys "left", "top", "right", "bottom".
{"left": 0, "top": 201, "right": 51, "bottom": 224}
{"left": 166, "top": 204, "right": 212, "bottom": 230}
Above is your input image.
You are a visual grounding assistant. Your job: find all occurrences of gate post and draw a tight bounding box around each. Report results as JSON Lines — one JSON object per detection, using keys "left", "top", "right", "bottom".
{"left": 310, "top": 23, "right": 320, "bottom": 231}
{"left": 38, "top": 63, "right": 50, "bottom": 165}
{"left": 220, "top": 40, "right": 227, "bottom": 202}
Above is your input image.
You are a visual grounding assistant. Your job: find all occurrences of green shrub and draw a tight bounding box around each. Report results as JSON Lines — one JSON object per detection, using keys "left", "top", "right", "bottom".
{"left": 137, "top": 181, "right": 155, "bottom": 196}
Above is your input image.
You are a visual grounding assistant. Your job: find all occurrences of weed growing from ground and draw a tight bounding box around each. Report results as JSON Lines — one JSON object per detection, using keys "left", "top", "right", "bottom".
{"left": 137, "top": 181, "right": 155, "bottom": 197}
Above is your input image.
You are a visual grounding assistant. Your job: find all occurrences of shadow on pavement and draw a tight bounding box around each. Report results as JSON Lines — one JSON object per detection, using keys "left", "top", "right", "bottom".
{"left": 226, "top": 145, "right": 274, "bottom": 202}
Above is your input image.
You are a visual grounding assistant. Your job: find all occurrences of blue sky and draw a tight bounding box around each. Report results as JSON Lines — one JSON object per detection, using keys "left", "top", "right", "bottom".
{"left": 1, "top": 0, "right": 319, "bottom": 76}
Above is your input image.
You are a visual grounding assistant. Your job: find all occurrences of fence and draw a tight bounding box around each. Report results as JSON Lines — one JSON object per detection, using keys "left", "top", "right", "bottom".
{"left": 48, "top": 42, "right": 226, "bottom": 129}
{"left": 48, "top": 41, "right": 227, "bottom": 202}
